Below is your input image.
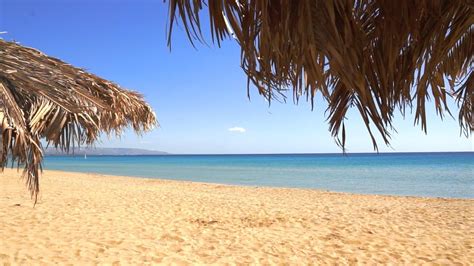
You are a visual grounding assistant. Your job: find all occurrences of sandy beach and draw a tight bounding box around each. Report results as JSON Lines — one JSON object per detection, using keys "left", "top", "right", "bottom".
{"left": 1, "top": 169, "right": 473, "bottom": 264}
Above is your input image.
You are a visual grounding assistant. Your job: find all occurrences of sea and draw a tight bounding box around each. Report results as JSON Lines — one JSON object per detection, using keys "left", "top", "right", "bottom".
{"left": 43, "top": 152, "right": 473, "bottom": 199}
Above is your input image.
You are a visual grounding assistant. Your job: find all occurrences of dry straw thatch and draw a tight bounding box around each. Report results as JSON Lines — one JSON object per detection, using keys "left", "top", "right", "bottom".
{"left": 168, "top": 0, "right": 473, "bottom": 149}
{"left": 0, "top": 39, "right": 157, "bottom": 202}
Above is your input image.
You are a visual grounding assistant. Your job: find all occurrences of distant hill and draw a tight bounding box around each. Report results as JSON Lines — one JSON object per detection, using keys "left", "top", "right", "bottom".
{"left": 44, "top": 147, "right": 169, "bottom": 156}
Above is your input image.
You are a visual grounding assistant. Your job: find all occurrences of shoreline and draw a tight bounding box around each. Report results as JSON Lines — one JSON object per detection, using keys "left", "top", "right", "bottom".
{"left": 1, "top": 169, "right": 473, "bottom": 264}
{"left": 42, "top": 152, "right": 474, "bottom": 200}
{"left": 40, "top": 168, "right": 474, "bottom": 200}
{"left": 51, "top": 169, "right": 474, "bottom": 200}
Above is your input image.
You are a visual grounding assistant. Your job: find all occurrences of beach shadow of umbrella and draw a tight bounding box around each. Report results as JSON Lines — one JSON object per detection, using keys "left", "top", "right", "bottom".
{"left": 0, "top": 39, "right": 157, "bottom": 203}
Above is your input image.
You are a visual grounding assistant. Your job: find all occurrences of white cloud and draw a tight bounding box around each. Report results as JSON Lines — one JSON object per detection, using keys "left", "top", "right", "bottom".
{"left": 228, "top": 127, "right": 246, "bottom": 133}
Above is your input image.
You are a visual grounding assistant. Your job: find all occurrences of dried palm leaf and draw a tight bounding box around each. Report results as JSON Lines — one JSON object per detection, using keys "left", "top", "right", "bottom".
{"left": 168, "top": 0, "right": 473, "bottom": 149}
{"left": 0, "top": 39, "right": 157, "bottom": 202}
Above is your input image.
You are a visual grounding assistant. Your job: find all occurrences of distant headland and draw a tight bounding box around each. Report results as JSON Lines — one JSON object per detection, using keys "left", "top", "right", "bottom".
{"left": 44, "top": 147, "right": 169, "bottom": 156}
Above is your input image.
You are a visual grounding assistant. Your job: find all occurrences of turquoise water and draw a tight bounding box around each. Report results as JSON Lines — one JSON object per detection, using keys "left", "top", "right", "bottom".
{"left": 43, "top": 152, "right": 473, "bottom": 198}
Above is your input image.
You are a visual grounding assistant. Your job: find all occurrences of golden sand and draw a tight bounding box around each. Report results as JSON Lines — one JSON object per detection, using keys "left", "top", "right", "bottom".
{"left": 1, "top": 169, "right": 473, "bottom": 264}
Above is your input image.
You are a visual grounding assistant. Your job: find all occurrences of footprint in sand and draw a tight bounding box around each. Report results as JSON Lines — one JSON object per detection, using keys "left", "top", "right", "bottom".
{"left": 160, "top": 234, "right": 185, "bottom": 242}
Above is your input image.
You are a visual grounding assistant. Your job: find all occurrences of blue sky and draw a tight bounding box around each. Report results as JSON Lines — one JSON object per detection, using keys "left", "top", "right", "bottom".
{"left": 1, "top": 0, "right": 472, "bottom": 154}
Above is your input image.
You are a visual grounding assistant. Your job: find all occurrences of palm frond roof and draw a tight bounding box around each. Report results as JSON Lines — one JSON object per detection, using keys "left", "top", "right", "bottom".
{"left": 168, "top": 0, "right": 473, "bottom": 148}
{"left": 0, "top": 39, "right": 157, "bottom": 202}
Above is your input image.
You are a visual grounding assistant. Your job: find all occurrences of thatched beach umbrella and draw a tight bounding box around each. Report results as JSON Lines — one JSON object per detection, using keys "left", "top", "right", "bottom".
{"left": 0, "top": 39, "right": 157, "bottom": 202}
{"left": 168, "top": 0, "right": 473, "bottom": 149}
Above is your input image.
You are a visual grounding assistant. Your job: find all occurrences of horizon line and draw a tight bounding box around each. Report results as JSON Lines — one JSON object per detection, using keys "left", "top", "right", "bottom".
{"left": 45, "top": 150, "right": 473, "bottom": 156}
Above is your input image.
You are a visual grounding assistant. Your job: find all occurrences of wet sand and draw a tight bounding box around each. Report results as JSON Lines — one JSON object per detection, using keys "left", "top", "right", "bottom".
{"left": 1, "top": 169, "right": 473, "bottom": 264}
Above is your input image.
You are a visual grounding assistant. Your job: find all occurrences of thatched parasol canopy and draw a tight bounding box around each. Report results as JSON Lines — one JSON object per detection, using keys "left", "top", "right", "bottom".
{"left": 0, "top": 39, "right": 157, "bottom": 202}
{"left": 168, "top": 0, "right": 473, "bottom": 149}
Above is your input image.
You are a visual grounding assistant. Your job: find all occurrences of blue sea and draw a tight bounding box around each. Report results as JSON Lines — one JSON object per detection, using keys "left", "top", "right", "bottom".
{"left": 43, "top": 152, "right": 473, "bottom": 199}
